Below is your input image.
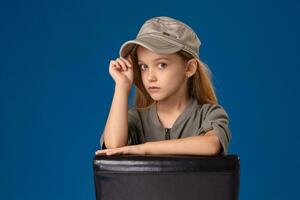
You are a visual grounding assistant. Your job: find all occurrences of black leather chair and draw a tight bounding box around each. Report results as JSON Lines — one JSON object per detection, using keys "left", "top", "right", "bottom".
{"left": 93, "top": 143, "right": 240, "bottom": 200}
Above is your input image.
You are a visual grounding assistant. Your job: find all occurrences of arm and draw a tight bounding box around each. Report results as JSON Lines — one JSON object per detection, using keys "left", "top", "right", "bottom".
{"left": 102, "top": 56, "right": 133, "bottom": 149}
{"left": 102, "top": 85, "right": 129, "bottom": 149}
{"left": 95, "top": 130, "right": 221, "bottom": 156}
{"left": 143, "top": 130, "right": 222, "bottom": 156}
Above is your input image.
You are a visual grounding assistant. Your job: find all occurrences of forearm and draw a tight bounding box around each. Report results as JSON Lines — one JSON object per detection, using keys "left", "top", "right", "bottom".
{"left": 143, "top": 131, "right": 221, "bottom": 156}
{"left": 103, "top": 84, "right": 129, "bottom": 148}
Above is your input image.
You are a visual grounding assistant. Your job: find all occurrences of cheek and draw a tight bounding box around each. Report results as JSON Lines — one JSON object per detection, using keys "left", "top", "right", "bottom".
{"left": 164, "top": 73, "right": 186, "bottom": 92}
{"left": 140, "top": 72, "right": 148, "bottom": 85}
{"left": 162, "top": 70, "right": 185, "bottom": 84}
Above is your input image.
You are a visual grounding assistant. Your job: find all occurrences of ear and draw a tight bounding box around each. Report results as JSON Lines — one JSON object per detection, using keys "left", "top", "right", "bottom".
{"left": 185, "top": 59, "right": 198, "bottom": 78}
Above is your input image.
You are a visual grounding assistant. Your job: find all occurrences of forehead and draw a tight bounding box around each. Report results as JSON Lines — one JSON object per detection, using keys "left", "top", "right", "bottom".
{"left": 136, "top": 45, "right": 180, "bottom": 62}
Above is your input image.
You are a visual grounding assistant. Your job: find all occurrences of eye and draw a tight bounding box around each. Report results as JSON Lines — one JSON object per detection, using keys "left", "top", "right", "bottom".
{"left": 138, "top": 64, "right": 148, "bottom": 71}
{"left": 157, "top": 63, "right": 167, "bottom": 69}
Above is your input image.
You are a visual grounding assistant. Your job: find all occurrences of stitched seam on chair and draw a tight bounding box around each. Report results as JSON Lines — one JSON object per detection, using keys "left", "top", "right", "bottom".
{"left": 95, "top": 170, "right": 237, "bottom": 175}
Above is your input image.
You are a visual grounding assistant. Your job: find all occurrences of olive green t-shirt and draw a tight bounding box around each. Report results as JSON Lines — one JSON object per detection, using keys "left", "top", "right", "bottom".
{"left": 100, "top": 98, "right": 231, "bottom": 155}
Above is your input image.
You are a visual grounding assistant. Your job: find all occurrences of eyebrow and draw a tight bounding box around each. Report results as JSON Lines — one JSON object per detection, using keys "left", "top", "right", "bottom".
{"left": 138, "top": 57, "right": 170, "bottom": 62}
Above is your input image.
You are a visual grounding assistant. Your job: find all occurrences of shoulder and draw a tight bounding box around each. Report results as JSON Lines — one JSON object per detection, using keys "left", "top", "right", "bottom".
{"left": 128, "top": 104, "right": 153, "bottom": 120}
{"left": 128, "top": 107, "right": 139, "bottom": 119}
{"left": 199, "top": 103, "right": 227, "bottom": 112}
{"left": 195, "top": 103, "right": 229, "bottom": 120}
{"left": 128, "top": 103, "right": 154, "bottom": 116}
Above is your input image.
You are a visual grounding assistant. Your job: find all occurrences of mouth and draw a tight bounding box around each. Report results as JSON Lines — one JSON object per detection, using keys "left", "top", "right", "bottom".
{"left": 148, "top": 86, "right": 160, "bottom": 92}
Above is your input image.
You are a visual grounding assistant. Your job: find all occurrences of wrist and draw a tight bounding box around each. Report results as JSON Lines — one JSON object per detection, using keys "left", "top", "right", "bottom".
{"left": 115, "top": 83, "right": 131, "bottom": 95}
{"left": 142, "top": 142, "right": 150, "bottom": 155}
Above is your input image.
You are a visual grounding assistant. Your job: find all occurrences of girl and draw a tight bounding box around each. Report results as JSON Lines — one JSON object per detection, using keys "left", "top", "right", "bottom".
{"left": 95, "top": 16, "right": 231, "bottom": 156}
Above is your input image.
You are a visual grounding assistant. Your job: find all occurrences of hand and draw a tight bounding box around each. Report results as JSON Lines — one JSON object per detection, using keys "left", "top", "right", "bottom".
{"left": 95, "top": 144, "right": 146, "bottom": 156}
{"left": 109, "top": 56, "right": 134, "bottom": 91}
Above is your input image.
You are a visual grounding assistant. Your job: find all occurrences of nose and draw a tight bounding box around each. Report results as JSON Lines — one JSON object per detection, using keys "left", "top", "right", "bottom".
{"left": 147, "top": 68, "right": 157, "bottom": 82}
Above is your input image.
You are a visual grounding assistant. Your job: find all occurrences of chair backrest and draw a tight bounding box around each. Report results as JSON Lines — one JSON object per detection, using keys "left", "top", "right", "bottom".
{"left": 93, "top": 154, "right": 240, "bottom": 200}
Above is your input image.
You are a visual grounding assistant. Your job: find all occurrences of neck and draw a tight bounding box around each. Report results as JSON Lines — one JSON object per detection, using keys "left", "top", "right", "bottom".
{"left": 155, "top": 78, "right": 191, "bottom": 115}
{"left": 156, "top": 93, "right": 191, "bottom": 115}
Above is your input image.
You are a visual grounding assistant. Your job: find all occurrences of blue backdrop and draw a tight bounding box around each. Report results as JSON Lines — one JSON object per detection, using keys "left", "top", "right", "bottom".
{"left": 1, "top": 0, "right": 299, "bottom": 199}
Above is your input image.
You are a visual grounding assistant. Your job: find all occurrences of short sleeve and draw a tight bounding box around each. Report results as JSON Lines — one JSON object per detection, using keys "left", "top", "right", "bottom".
{"left": 197, "top": 104, "right": 231, "bottom": 155}
{"left": 99, "top": 108, "right": 140, "bottom": 149}
{"left": 99, "top": 133, "right": 106, "bottom": 149}
{"left": 127, "top": 108, "right": 140, "bottom": 145}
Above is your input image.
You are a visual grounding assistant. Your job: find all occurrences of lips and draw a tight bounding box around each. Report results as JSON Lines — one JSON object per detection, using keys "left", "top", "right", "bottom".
{"left": 148, "top": 86, "right": 160, "bottom": 89}
{"left": 148, "top": 86, "right": 160, "bottom": 92}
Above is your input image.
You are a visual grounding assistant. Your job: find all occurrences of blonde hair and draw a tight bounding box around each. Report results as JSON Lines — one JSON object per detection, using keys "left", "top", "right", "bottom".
{"left": 128, "top": 45, "right": 218, "bottom": 108}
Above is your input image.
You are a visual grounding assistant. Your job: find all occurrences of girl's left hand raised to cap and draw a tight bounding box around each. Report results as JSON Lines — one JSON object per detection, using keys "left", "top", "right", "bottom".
{"left": 95, "top": 143, "right": 147, "bottom": 156}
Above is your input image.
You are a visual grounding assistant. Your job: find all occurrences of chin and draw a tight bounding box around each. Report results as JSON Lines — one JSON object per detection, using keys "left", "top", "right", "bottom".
{"left": 148, "top": 93, "right": 162, "bottom": 101}
{"left": 149, "top": 93, "right": 170, "bottom": 102}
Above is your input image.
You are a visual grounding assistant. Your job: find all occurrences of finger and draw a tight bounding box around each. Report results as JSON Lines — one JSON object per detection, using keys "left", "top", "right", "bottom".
{"left": 125, "top": 55, "right": 133, "bottom": 63}
{"left": 107, "top": 150, "right": 121, "bottom": 156}
{"left": 116, "top": 58, "right": 127, "bottom": 71}
{"left": 95, "top": 149, "right": 110, "bottom": 155}
{"left": 105, "top": 149, "right": 115, "bottom": 156}
{"left": 110, "top": 60, "right": 122, "bottom": 70}
{"left": 120, "top": 57, "right": 132, "bottom": 68}
{"left": 95, "top": 151, "right": 106, "bottom": 155}
{"left": 95, "top": 151, "right": 104, "bottom": 155}
{"left": 96, "top": 149, "right": 109, "bottom": 152}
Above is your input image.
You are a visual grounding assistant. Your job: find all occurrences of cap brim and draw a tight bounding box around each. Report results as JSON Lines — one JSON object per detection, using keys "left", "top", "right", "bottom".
{"left": 119, "top": 37, "right": 183, "bottom": 58}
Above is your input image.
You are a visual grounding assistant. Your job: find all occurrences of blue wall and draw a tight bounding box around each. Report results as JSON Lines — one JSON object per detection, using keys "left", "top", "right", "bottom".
{"left": 1, "top": 0, "right": 299, "bottom": 199}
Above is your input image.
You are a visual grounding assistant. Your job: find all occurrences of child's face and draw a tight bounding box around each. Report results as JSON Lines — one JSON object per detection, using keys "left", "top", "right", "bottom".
{"left": 136, "top": 46, "right": 188, "bottom": 102}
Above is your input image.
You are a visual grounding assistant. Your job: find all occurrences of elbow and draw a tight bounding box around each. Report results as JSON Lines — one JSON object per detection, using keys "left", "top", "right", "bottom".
{"left": 210, "top": 144, "right": 222, "bottom": 156}
{"left": 104, "top": 142, "right": 123, "bottom": 149}
{"left": 211, "top": 138, "right": 222, "bottom": 156}
{"left": 102, "top": 132, "right": 127, "bottom": 149}
{"left": 205, "top": 134, "right": 222, "bottom": 156}
{"left": 103, "top": 139, "right": 127, "bottom": 149}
